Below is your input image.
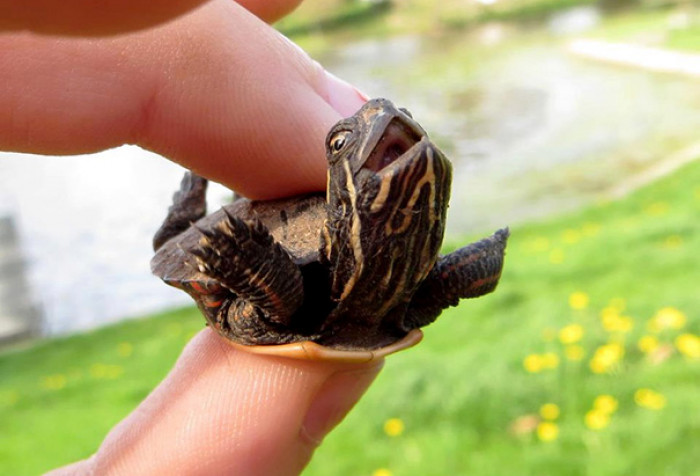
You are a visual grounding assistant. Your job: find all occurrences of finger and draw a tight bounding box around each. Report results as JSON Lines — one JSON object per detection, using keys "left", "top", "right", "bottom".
{"left": 0, "top": 0, "right": 304, "bottom": 35}
{"left": 0, "top": 0, "right": 367, "bottom": 198}
{"left": 0, "top": 0, "right": 209, "bottom": 35}
{"left": 236, "top": 0, "right": 305, "bottom": 23}
{"left": 46, "top": 329, "right": 383, "bottom": 476}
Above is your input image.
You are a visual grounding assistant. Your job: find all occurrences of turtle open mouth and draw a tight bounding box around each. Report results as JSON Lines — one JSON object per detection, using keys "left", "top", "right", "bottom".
{"left": 363, "top": 118, "right": 423, "bottom": 172}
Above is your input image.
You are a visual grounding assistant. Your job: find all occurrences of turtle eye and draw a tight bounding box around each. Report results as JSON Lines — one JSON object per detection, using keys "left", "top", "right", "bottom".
{"left": 329, "top": 131, "right": 350, "bottom": 154}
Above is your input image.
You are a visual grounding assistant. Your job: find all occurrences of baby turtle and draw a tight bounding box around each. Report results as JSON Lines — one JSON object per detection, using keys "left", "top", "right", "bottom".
{"left": 151, "top": 98, "right": 509, "bottom": 361}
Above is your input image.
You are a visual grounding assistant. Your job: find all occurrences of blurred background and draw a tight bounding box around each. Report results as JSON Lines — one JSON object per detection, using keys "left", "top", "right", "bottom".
{"left": 1, "top": 0, "right": 698, "bottom": 474}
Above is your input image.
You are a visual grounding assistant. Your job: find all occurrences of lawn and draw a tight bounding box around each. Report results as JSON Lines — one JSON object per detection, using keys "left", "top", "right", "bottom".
{"left": 1, "top": 157, "right": 698, "bottom": 475}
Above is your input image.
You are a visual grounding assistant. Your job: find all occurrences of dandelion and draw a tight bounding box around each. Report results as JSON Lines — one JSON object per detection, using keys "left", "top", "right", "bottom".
{"left": 584, "top": 409, "right": 610, "bottom": 430}
{"left": 675, "top": 333, "right": 700, "bottom": 359}
{"left": 581, "top": 222, "right": 601, "bottom": 237}
{"left": 527, "top": 236, "right": 550, "bottom": 252}
{"left": 562, "top": 229, "right": 581, "bottom": 244}
{"left": 117, "top": 342, "right": 133, "bottom": 358}
{"left": 565, "top": 345, "right": 585, "bottom": 361}
{"left": 90, "top": 364, "right": 124, "bottom": 380}
{"left": 662, "top": 235, "right": 683, "bottom": 249}
{"left": 602, "top": 314, "right": 634, "bottom": 333}
{"left": 559, "top": 324, "right": 584, "bottom": 344}
{"left": 524, "top": 354, "right": 544, "bottom": 373}
{"left": 536, "top": 422, "right": 559, "bottom": 442}
{"left": 649, "top": 307, "right": 686, "bottom": 332}
{"left": 373, "top": 469, "right": 393, "bottom": 476}
{"left": 634, "top": 388, "right": 667, "bottom": 410}
{"left": 539, "top": 403, "right": 560, "bottom": 420}
{"left": 568, "top": 292, "right": 589, "bottom": 310}
{"left": 593, "top": 395, "right": 618, "bottom": 414}
{"left": 41, "top": 374, "right": 67, "bottom": 390}
{"left": 600, "top": 306, "right": 620, "bottom": 321}
{"left": 383, "top": 418, "right": 404, "bottom": 437}
{"left": 637, "top": 335, "right": 659, "bottom": 354}
{"left": 589, "top": 342, "right": 624, "bottom": 374}
{"left": 643, "top": 202, "right": 669, "bottom": 216}
{"left": 549, "top": 248, "right": 565, "bottom": 264}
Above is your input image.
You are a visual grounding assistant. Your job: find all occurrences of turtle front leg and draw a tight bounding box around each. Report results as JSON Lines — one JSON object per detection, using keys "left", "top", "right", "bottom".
{"left": 190, "top": 209, "right": 305, "bottom": 326}
{"left": 404, "top": 228, "right": 509, "bottom": 329}
{"left": 153, "top": 172, "right": 208, "bottom": 251}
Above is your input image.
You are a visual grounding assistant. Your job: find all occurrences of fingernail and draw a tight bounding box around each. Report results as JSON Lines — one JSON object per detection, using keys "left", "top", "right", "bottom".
{"left": 324, "top": 71, "right": 369, "bottom": 117}
{"left": 302, "top": 363, "right": 383, "bottom": 444}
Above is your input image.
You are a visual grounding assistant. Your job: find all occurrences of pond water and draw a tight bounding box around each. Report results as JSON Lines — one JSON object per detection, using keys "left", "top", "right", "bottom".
{"left": 1, "top": 6, "right": 699, "bottom": 336}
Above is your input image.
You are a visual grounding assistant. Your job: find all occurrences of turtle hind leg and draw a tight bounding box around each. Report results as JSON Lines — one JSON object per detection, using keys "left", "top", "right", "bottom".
{"left": 191, "top": 209, "right": 304, "bottom": 326}
{"left": 404, "top": 228, "right": 509, "bottom": 329}
{"left": 153, "top": 172, "right": 208, "bottom": 251}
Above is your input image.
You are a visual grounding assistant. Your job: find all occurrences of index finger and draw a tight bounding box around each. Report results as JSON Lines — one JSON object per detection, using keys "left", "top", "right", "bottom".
{"left": 0, "top": 0, "right": 304, "bottom": 35}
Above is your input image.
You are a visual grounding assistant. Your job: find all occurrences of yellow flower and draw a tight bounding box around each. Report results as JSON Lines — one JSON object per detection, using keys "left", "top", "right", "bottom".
{"left": 536, "top": 422, "right": 559, "bottom": 442}
{"left": 527, "top": 236, "right": 550, "bottom": 252}
{"left": 549, "top": 248, "right": 565, "bottom": 264}
{"left": 637, "top": 335, "right": 659, "bottom": 354}
{"left": 644, "top": 201, "right": 669, "bottom": 216}
{"left": 90, "top": 364, "right": 124, "bottom": 380}
{"left": 541, "top": 352, "right": 560, "bottom": 369}
{"left": 559, "top": 324, "right": 584, "bottom": 344}
{"left": 649, "top": 307, "right": 686, "bottom": 332}
{"left": 584, "top": 409, "right": 610, "bottom": 430}
{"left": 600, "top": 306, "right": 619, "bottom": 321}
{"left": 562, "top": 229, "right": 581, "bottom": 244}
{"left": 539, "top": 403, "right": 560, "bottom": 420}
{"left": 565, "top": 345, "right": 585, "bottom": 361}
{"left": 383, "top": 418, "right": 404, "bottom": 437}
{"left": 593, "top": 395, "right": 618, "bottom": 414}
{"left": 117, "top": 342, "right": 133, "bottom": 358}
{"left": 675, "top": 334, "right": 700, "bottom": 359}
{"left": 589, "top": 342, "right": 624, "bottom": 374}
{"left": 524, "top": 354, "right": 544, "bottom": 373}
{"left": 602, "top": 314, "right": 634, "bottom": 333}
{"left": 41, "top": 374, "right": 67, "bottom": 390}
{"left": 662, "top": 235, "right": 683, "bottom": 249}
{"left": 634, "top": 388, "right": 667, "bottom": 410}
{"left": 581, "top": 222, "right": 601, "bottom": 237}
{"left": 373, "top": 469, "right": 393, "bottom": 476}
{"left": 569, "top": 292, "right": 589, "bottom": 310}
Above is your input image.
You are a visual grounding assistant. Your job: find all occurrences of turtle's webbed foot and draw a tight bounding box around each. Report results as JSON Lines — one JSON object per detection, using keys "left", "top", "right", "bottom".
{"left": 190, "top": 209, "right": 304, "bottom": 325}
{"left": 404, "top": 228, "right": 509, "bottom": 328}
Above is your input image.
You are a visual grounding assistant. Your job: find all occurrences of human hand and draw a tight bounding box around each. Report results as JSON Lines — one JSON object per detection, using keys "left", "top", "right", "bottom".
{"left": 1, "top": 0, "right": 367, "bottom": 198}
{"left": 2, "top": 1, "right": 378, "bottom": 474}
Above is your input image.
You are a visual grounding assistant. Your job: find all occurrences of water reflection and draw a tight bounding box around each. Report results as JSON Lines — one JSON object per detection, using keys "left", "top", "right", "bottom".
{"left": 0, "top": 148, "right": 231, "bottom": 335}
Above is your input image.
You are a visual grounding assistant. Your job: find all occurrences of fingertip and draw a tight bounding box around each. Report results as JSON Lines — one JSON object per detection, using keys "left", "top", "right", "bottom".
{"left": 322, "top": 70, "right": 369, "bottom": 118}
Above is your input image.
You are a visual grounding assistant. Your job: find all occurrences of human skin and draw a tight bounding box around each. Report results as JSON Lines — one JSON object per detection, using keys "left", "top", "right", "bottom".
{"left": 1, "top": 1, "right": 381, "bottom": 475}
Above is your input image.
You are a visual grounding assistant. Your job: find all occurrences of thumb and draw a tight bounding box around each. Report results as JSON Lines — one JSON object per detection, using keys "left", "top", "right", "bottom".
{"left": 47, "top": 329, "right": 382, "bottom": 476}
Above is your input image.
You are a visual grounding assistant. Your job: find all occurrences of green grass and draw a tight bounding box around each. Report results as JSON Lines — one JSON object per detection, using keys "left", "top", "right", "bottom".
{"left": 2, "top": 160, "right": 699, "bottom": 475}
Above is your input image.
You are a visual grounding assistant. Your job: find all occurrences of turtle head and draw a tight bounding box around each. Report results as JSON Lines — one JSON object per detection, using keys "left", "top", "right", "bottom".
{"left": 322, "top": 98, "right": 453, "bottom": 323}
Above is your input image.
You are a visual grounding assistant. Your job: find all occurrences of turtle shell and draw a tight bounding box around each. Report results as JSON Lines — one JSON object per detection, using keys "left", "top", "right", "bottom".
{"left": 152, "top": 193, "right": 423, "bottom": 361}
{"left": 151, "top": 194, "right": 327, "bottom": 287}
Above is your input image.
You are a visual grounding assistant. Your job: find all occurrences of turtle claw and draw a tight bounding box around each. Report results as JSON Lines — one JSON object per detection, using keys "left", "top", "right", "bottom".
{"left": 187, "top": 209, "right": 305, "bottom": 325}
